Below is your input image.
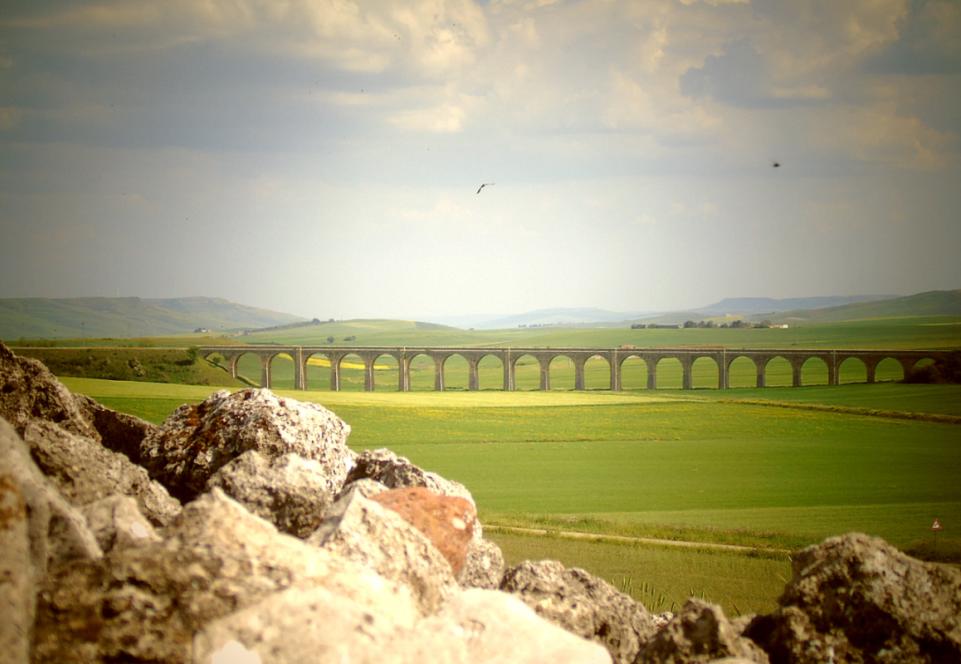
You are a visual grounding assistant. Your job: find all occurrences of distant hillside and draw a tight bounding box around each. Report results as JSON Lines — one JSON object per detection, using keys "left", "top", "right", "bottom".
{"left": 473, "top": 307, "right": 648, "bottom": 329}
{"left": 696, "top": 294, "right": 895, "bottom": 316}
{"left": 0, "top": 296, "right": 304, "bottom": 339}
{"left": 762, "top": 289, "right": 961, "bottom": 323}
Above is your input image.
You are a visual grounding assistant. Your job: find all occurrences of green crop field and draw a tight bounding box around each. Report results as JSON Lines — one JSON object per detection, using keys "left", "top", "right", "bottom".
{"left": 62, "top": 376, "right": 961, "bottom": 616}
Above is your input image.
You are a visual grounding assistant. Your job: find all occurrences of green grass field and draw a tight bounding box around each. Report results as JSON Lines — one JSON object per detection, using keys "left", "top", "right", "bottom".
{"left": 62, "top": 376, "right": 961, "bottom": 615}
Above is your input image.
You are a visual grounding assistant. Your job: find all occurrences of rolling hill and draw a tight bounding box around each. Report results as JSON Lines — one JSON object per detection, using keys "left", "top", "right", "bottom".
{"left": 762, "top": 289, "right": 961, "bottom": 323}
{"left": 0, "top": 296, "right": 304, "bottom": 339}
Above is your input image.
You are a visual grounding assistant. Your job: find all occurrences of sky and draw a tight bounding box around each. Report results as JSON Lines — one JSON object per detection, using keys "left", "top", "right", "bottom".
{"left": 1, "top": 0, "right": 960, "bottom": 320}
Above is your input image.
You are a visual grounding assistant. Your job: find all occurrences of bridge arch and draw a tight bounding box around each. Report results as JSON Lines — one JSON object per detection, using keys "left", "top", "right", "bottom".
{"left": 441, "top": 353, "right": 470, "bottom": 391}
{"left": 336, "top": 352, "right": 369, "bottom": 391}
{"left": 582, "top": 354, "right": 612, "bottom": 390}
{"left": 370, "top": 352, "right": 400, "bottom": 392}
{"left": 476, "top": 352, "right": 504, "bottom": 390}
{"left": 403, "top": 352, "right": 437, "bottom": 391}
{"left": 838, "top": 356, "right": 868, "bottom": 384}
{"left": 800, "top": 356, "right": 829, "bottom": 386}
{"left": 511, "top": 353, "right": 544, "bottom": 391}
{"left": 303, "top": 350, "right": 333, "bottom": 390}
{"left": 653, "top": 356, "right": 683, "bottom": 389}
{"left": 691, "top": 356, "right": 720, "bottom": 389}
{"left": 618, "top": 354, "right": 648, "bottom": 390}
{"left": 763, "top": 356, "right": 793, "bottom": 387}
{"left": 874, "top": 357, "right": 904, "bottom": 382}
{"left": 548, "top": 354, "right": 576, "bottom": 391}
{"left": 726, "top": 355, "right": 759, "bottom": 388}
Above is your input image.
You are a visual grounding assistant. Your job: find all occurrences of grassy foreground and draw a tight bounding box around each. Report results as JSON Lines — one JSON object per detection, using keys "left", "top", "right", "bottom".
{"left": 62, "top": 377, "right": 961, "bottom": 615}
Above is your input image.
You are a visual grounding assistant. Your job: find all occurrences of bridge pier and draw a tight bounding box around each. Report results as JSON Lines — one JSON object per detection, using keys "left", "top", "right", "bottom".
{"left": 573, "top": 361, "right": 585, "bottom": 391}
{"left": 434, "top": 356, "right": 445, "bottom": 391}
{"left": 756, "top": 359, "right": 766, "bottom": 388}
{"left": 610, "top": 351, "right": 620, "bottom": 391}
{"left": 645, "top": 357, "right": 657, "bottom": 389}
{"left": 681, "top": 358, "right": 693, "bottom": 390}
{"left": 539, "top": 357, "right": 550, "bottom": 391}
{"left": 791, "top": 363, "right": 802, "bottom": 387}
{"left": 468, "top": 359, "right": 479, "bottom": 391}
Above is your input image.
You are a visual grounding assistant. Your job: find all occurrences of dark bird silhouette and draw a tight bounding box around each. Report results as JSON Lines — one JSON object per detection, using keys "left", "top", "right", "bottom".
{"left": 476, "top": 182, "right": 495, "bottom": 194}
{"left": 772, "top": 161, "right": 781, "bottom": 168}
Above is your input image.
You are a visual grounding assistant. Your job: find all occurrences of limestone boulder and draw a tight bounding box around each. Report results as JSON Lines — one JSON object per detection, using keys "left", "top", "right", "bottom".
{"left": 345, "top": 448, "right": 476, "bottom": 507}
{"left": 23, "top": 419, "right": 180, "bottom": 526}
{"left": 139, "top": 388, "right": 354, "bottom": 501}
{"left": 334, "top": 477, "right": 389, "bottom": 502}
{"left": 0, "top": 418, "right": 102, "bottom": 574}
{"left": 80, "top": 495, "right": 161, "bottom": 552}
{"left": 193, "top": 583, "right": 419, "bottom": 664}
{"left": 372, "top": 486, "right": 476, "bottom": 574}
{"left": 0, "top": 417, "right": 102, "bottom": 663}
{"left": 501, "top": 559, "right": 656, "bottom": 664}
{"left": 31, "top": 488, "right": 383, "bottom": 663}
{"left": 745, "top": 532, "right": 961, "bottom": 663}
{"left": 0, "top": 447, "right": 32, "bottom": 663}
{"left": 458, "top": 537, "right": 506, "bottom": 590}
{"left": 401, "top": 589, "right": 614, "bottom": 663}
{"left": 0, "top": 341, "right": 98, "bottom": 440}
{"left": 307, "top": 490, "right": 458, "bottom": 614}
{"left": 207, "top": 450, "right": 339, "bottom": 538}
{"left": 635, "top": 598, "right": 769, "bottom": 663}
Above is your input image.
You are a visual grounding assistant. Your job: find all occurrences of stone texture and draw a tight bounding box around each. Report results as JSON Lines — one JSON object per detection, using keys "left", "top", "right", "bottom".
{"left": 458, "top": 537, "right": 506, "bottom": 590}
{"left": 0, "top": 417, "right": 102, "bottom": 574}
{"left": 0, "top": 341, "right": 98, "bottom": 440}
{"left": 372, "top": 486, "right": 476, "bottom": 574}
{"left": 0, "top": 453, "right": 31, "bottom": 663}
{"left": 23, "top": 419, "right": 181, "bottom": 527}
{"left": 1, "top": 416, "right": 103, "bottom": 664}
{"left": 80, "top": 495, "right": 161, "bottom": 552}
{"left": 140, "top": 388, "right": 354, "bottom": 501}
{"left": 345, "top": 447, "right": 476, "bottom": 507}
{"left": 635, "top": 598, "right": 769, "bottom": 663}
{"left": 31, "top": 488, "right": 380, "bottom": 664}
{"left": 745, "top": 532, "right": 961, "bottom": 664}
{"left": 401, "top": 589, "right": 614, "bottom": 663}
{"left": 334, "top": 477, "right": 389, "bottom": 502}
{"left": 75, "top": 393, "right": 156, "bottom": 464}
{"left": 307, "top": 490, "right": 457, "bottom": 614}
{"left": 193, "top": 583, "right": 419, "bottom": 664}
{"left": 207, "top": 450, "right": 336, "bottom": 538}
{"left": 501, "top": 559, "right": 656, "bottom": 664}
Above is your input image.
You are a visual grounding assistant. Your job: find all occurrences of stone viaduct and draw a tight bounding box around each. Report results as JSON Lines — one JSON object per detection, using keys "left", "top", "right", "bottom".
{"left": 197, "top": 345, "right": 958, "bottom": 392}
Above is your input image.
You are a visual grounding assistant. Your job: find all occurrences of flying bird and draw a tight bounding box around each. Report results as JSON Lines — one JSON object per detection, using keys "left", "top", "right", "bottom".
{"left": 771, "top": 161, "right": 781, "bottom": 168}
{"left": 476, "top": 182, "right": 495, "bottom": 194}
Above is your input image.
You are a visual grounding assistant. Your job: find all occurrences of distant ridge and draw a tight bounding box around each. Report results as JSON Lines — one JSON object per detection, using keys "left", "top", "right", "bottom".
{"left": 695, "top": 294, "right": 896, "bottom": 316}
{"left": 764, "top": 289, "right": 961, "bottom": 323}
{"left": 0, "top": 296, "right": 304, "bottom": 339}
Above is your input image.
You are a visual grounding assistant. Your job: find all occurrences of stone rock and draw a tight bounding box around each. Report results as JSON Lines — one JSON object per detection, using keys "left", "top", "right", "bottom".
{"left": 80, "top": 495, "right": 161, "bottom": 552}
{"left": 0, "top": 417, "right": 102, "bottom": 574}
{"left": 0, "top": 448, "right": 31, "bottom": 663}
{"left": 75, "top": 393, "right": 157, "bottom": 464}
{"left": 345, "top": 447, "right": 476, "bottom": 507}
{"left": 193, "top": 583, "right": 419, "bottom": 664}
{"left": 308, "top": 490, "right": 457, "bottom": 614}
{"left": 207, "top": 450, "right": 337, "bottom": 538}
{"left": 140, "top": 388, "right": 354, "bottom": 502}
{"left": 0, "top": 417, "right": 103, "bottom": 664}
{"left": 0, "top": 341, "right": 98, "bottom": 440}
{"left": 400, "top": 589, "right": 614, "bottom": 663}
{"left": 23, "top": 419, "right": 181, "bottom": 527}
{"left": 501, "top": 559, "right": 656, "bottom": 664}
{"left": 32, "top": 488, "right": 383, "bottom": 664}
{"left": 745, "top": 532, "right": 961, "bottom": 664}
{"left": 458, "top": 537, "right": 506, "bottom": 590}
{"left": 635, "top": 598, "right": 769, "bottom": 663}
{"left": 334, "top": 477, "right": 389, "bottom": 502}
{"left": 372, "top": 486, "right": 476, "bottom": 574}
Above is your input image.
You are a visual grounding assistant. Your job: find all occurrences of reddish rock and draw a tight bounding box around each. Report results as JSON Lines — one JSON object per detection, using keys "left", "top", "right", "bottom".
{"left": 372, "top": 487, "right": 476, "bottom": 574}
